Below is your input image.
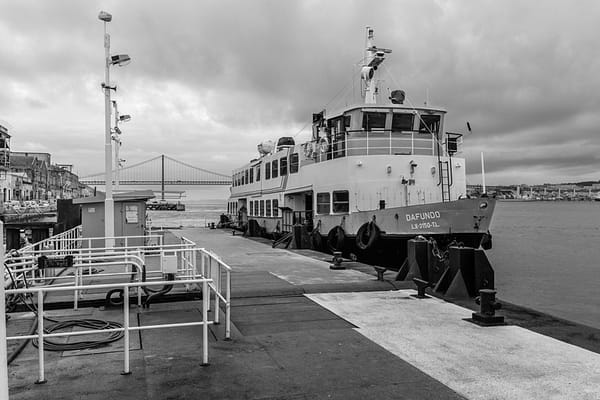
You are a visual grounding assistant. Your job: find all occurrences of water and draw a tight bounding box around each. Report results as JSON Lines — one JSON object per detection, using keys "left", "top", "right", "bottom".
{"left": 152, "top": 196, "right": 600, "bottom": 329}
{"left": 487, "top": 201, "right": 600, "bottom": 329}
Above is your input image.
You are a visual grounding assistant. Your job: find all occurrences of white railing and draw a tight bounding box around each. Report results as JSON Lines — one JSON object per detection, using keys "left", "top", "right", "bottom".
{"left": 3, "top": 228, "right": 233, "bottom": 383}
{"left": 5, "top": 278, "right": 213, "bottom": 382}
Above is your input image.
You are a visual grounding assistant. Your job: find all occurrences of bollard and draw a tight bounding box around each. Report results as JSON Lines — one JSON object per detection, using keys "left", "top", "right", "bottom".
{"left": 470, "top": 289, "right": 504, "bottom": 326}
{"left": 411, "top": 278, "right": 432, "bottom": 299}
{"left": 329, "top": 251, "right": 345, "bottom": 270}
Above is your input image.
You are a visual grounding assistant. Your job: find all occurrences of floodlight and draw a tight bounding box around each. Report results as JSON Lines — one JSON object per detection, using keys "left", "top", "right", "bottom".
{"left": 98, "top": 11, "right": 112, "bottom": 22}
{"left": 110, "top": 54, "right": 131, "bottom": 66}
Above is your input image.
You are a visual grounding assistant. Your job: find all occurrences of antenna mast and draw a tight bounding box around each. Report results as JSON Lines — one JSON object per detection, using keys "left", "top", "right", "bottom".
{"left": 361, "top": 26, "right": 391, "bottom": 104}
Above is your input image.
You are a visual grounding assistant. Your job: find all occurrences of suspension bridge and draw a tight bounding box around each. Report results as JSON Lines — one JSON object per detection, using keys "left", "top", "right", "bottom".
{"left": 80, "top": 155, "right": 232, "bottom": 186}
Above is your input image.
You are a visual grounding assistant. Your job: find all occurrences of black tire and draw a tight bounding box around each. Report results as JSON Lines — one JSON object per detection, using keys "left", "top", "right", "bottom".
{"left": 356, "top": 221, "right": 381, "bottom": 250}
{"left": 326, "top": 226, "right": 345, "bottom": 252}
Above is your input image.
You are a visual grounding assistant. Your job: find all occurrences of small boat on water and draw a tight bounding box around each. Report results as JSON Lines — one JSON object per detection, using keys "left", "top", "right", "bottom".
{"left": 227, "top": 27, "right": 494, "bottom": 268}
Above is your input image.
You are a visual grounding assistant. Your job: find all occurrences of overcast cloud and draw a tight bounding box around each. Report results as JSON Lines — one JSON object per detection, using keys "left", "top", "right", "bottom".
{"left": 1, "top": 0, "right": 599, "bottom": 186}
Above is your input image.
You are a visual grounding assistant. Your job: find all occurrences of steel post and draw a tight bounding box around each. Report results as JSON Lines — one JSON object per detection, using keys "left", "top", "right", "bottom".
{"left": 0, "top": 223, "right": 9, "bottom": 398}
{"left": 202, "top": 280, "right": 209, "bottom": 366}
{"left": 103, "top": 21, "right": 115, "bottom": 248}
{"left": 35, "top": 292, "right": 46, "bottom": 384}
{"left": 122, "top": 290, "right": 131, "bottom": 375}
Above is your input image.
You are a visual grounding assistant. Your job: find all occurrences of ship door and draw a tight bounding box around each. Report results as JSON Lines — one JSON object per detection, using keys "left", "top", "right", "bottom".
{"left": 304, "top": 192, "right": 314, "bottom": 231}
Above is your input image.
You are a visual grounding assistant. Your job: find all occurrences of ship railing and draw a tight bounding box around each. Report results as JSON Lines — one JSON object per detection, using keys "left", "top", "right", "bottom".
{"left": 5, "top": 277, "right": 216, "bottom": 382}
{"left": 313, "top": 129, "right": 442, "bottom": 163}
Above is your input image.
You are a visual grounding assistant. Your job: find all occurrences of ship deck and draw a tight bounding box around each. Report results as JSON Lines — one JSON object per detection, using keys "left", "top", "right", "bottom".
{"left": 6, "top": 228, "right": 600, "bottom": 399}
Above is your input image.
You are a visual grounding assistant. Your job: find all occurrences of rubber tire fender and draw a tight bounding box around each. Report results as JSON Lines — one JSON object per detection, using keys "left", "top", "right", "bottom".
{"left": 326, "top": 226, "right": 345, "bottom": 252}
{"left": 310, "top": 230, "right": 323, "bottom": 250}
{"left": 356, "top": 221, "right": 381, "bottom": 251}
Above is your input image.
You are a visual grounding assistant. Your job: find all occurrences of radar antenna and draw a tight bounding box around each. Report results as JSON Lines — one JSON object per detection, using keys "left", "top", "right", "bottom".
{"left": 361, "top": 26, "right": 392, "bottom": 104}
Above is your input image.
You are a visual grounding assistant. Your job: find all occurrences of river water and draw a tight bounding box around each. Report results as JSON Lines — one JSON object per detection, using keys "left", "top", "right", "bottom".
{"left": 149, "top": 197, "right": 600, "bottom": 329}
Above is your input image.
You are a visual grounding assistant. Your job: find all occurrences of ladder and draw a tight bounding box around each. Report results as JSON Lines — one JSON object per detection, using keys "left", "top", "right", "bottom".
{"left": 439, "top": 161, "right": 452, "bottom": 202}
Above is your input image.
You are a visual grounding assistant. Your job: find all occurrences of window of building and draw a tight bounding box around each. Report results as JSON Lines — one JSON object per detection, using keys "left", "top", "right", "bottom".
{"left": 272, "top": 199, "right": 279, "bottom": 216}
{"left": 256, "top": 165, "right": 261, "bottom": 181}
{"left": 419, "top": 114, "right": 441, "bottom": 134}
{"left": 362, "top": 112, "right": 387, "bottom": 131}
{"left": 265, "top": 163, "right": 271, "bottom": 179}
{"left": 392, "top": 113, "right": 414, "bottom": 131}
{"left": 260, "top": 200, "right": 265, "bottom": 216}
{"left": 316, "top": 192, "right": 331, "bottom": 214}
{"left": 280, "top": 157, "right": 287, "bottom": 176}
{"left": 266, "top": 200, "right": 271, "bottom": 217}
{"left": 332, "top": 190, "right": 349, "bottom": 213}
{"left": 272, "top": 160, "right": 278, "bottom": 178}
{"left": 289, "top": 153, "right": 299, "bottom": 173}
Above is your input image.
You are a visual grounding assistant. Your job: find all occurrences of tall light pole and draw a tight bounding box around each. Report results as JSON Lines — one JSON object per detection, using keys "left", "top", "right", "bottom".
{"left": 98, "top": 11, "right": 130, "bottom": 247}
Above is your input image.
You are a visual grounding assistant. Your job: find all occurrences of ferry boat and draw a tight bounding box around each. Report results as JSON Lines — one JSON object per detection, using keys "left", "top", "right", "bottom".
{"left": 227, "top": 27, "right": 495, "bottom": 268}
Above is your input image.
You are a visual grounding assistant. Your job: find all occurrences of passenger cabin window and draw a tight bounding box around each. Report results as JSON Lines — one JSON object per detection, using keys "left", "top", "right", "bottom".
{"left": 332, "top": 191, "right": 349, "bottom": 213}
{"left": 392, "top": 113, "right": 414, "bottom": 131}
{"left": 249, "top": 201, "right": 253, "bottom": 216}
{"left": 260, "top": 200, "right": 265, "bottom": 216}
{"left": 280, "top": 157, "right": 287, "bottom": 176}
{"left": 266, "top": 200, "right": 271, "bottom": 217}
{"left": 290, "top": 153, "right": 299, "bottom": 173}
{"left": 254, "top": 201, "right": 258, "bottom": 216}
{"left": 265, "top": 163, "right": 271, "bottom": 180}
{"left": 245, "top": 170, "right": 249, "bottom": 184}
{"left": 316, "top": 192, "right": 331, "bottom": 214}
{"left": 419, "top": 114, "right": 441, "bottom": 134}
{"left": 362, "top": 112, "right": 387, "bottom": 131}
{"left": 272, "top": 160, "right": 279, "bottom": 178}
{"left": 272, "top": 199, "right": 279, "bottom": 216}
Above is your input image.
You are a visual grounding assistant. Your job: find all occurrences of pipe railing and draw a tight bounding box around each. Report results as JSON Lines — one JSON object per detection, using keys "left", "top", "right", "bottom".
{"left": 5, "top": 278, "right": 214, "bottom": 382}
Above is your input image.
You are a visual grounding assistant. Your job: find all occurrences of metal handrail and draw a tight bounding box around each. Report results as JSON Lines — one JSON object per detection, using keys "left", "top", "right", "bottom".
{"left": 5, "top": 277, "right": 214, "bottom": 382}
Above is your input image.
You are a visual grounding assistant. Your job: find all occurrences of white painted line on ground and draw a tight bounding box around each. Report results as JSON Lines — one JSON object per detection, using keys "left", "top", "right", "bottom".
{"left": 307, "top": 290, "right": 600, "bottom": 400}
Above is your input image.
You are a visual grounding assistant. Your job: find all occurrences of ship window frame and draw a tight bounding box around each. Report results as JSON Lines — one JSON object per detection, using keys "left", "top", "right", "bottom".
{"left": 419, "top": 114, "right": 441, "bottom": 134}
{"left": 290, "top": 153, "right": 299, "bottom": 173}
{"left": 260, "top": 200, "right": 265, "bottom": 216}
{"left": 245, "top": 170, "right": 249, "bottom": 185}
{"left": 248, "top": 200, "right": 253, "bottom": 216}
{"left": 362, "top": 112, "right": 387, "bottom": 131}
{"left": 250, "top": 168, "right": 254, "bottom": 183}
{"left": 272, "top": 199, "right": 279, "bottom": 216}
{"left": 265, "top": 163, "right": 271, "bottom": 180}
{"left": 266, "top": 199, "right": 272, "bottom": 217}
{"left": 332, "top": 190, "right": 350, "bottom": 213}
{"left": 272, "top": 160, "right": 279, "bottom": 178}
{"left": 316, "top": 192, "right": 331, "bottom": 215}
{"left": 392, "top": 113, "right": 415, "bottom": 131}
{"left": 256, "top": 165, "right": 261, "bottom": 181}
{"left": 279, "top": 157, "right": 287, "bottom": 176}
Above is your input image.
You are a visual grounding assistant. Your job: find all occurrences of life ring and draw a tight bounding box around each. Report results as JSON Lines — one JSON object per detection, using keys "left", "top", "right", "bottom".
{"left": 356, "top": 221, "right": 381, "bottom": 250}
{"left": 326, "top": 226, "right": 345, "bottom": 252}
{"left": 303, "top": 142, "right": 314, "bottom": 158}
{"left": 319, "top": 137, "right": 329, "bottom": 153}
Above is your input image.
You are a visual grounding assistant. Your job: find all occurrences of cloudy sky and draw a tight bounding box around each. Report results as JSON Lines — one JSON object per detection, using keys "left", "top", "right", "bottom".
{"left": 1, "top": 0, "right": 599, "bottom": 189}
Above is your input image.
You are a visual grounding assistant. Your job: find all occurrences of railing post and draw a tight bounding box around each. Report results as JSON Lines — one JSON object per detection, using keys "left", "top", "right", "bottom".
{"left": 74, "top": 267, "right": 79, "bottom": 310}
{"left": 225, "top": 270, "right": 231, "bottom": 341}
{"left": 389, "top": 131, "right": 392, "bottom": 155}
{"left": 35, "top": 292, "right": 47, "bottom": 384}
{"left": 122, "top": 287, "right": 131, "bottom": 375}
{"left": 0, "top": 223, "right": 9, "bottom": 398}
{"left": 411, "top": 132, "right": 415, "bottom": 154}
{"left": 214, "top": 263, "right": 220, "bottom": 325}
{"left": 202, "top": 279, "right": 209, "bottom": 366}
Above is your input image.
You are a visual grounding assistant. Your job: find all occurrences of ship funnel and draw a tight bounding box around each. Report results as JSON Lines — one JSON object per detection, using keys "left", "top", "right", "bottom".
{"left": 390, "top": 90, "right": 405, "bottom": 104}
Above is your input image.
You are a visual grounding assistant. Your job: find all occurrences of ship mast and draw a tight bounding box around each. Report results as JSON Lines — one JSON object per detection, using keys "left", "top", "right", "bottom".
{"left": 361, "top": 26, "right": 392, "bottom": 104}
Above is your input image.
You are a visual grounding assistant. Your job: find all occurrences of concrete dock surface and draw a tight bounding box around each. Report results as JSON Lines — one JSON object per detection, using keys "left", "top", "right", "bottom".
{"left": 6, "top": 227, "right": 600, "bottom": 399}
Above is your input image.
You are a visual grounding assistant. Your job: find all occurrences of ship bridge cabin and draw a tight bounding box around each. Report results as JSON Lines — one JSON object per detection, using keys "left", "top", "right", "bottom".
{"left": 311, "top": 103, "right": 459, "bottom": 162}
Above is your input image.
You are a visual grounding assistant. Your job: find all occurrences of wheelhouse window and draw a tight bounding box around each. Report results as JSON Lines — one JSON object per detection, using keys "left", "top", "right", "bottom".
{"left": 290, "top": 153, "right": 299, "bottom": 173}
{"left": 245, "top": 170, "right": 249, "bottom": 184}
{"left": 392, "top": 113, "right": 414, "bottom": 131}
{"left": 250, "top": 168, "right": 254, "bottom": 183}
{"left": 272, "top": 160, "right": 278, "bottom": 178}
{"left": 419, "top": 114, "right": 441, "bottom": 134}
{"left": 256, "top": 165, "right": 261, "bottom": 181}
{"left": 279, "top": 157, "right": 287, "bottom": 176}
{"left": 260, "top": 200, "right": 265, "bottom": 216}
{"left": 316, "top": 192, "right": 330, "bottom": 214}
{"left": 362, "top": 112, "right": 387, "bottom": 131}
{"left": 266, "top": 200, "right": 272, "bottom": 217}
{"left": 265, "top": 163, "right": 271, "bottom": 179}
{"left": 333, "top": 190, "right": 349, "bottom": 213}
{"left": 272, "top": 199, "right": 279, "bottom": 216}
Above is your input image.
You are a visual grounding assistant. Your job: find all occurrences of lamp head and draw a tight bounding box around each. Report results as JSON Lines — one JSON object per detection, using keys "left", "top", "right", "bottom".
{"left": 119, "top": 114, "right": 131, "bottom": 122}
{"left": 110, "top": 54, "right": 131, "bottom": 66}
{"left": 98, "top": 11, "right": 112, "bottom": 22}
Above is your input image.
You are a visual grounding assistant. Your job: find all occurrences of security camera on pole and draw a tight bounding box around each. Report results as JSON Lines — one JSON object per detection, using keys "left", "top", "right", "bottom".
{"left": 111, "top": 100, "right": 131, "bottom": 191}
{"left": 98, "top": 11, "right": 130, "bottom": 248}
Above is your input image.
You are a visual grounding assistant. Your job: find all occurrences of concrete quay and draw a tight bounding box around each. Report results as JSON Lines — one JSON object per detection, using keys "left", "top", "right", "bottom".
{"left": 6, "top": 227, "right": 600, "bottom": 399}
